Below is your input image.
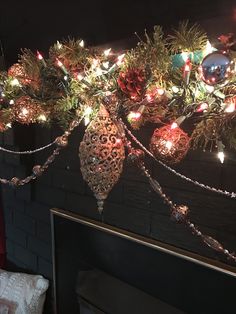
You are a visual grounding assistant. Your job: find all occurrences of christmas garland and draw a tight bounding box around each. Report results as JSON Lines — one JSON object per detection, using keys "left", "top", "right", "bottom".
{"left": 0, "top": 21, "right": 236, "bottom": 263}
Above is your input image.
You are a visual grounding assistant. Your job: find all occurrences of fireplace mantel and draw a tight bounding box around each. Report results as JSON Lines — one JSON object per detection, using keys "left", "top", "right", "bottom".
{"left": 51, "top": 208, "right": 236, "bottom": 314}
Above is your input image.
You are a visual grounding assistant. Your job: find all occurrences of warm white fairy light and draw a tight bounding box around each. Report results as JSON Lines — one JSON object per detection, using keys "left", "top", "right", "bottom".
{"left": 38, "top": 114, "right": 47, "bottom": 122}
{"left": 57, "top": 41, "right": 62, "bottom": 49}
{"left": 64, "top": 75, "right": 68, "bottom": 81}
{"left": 10, "top": 78, "right": 20, "bottom": 87}
{"left": 21, "top": 107, "right": 29, "bottom": 116}
{"left": 9, "top": 99, "right": 14, "bottom": 105}
{"left": 104, "top": 48, "right": 111, "bottom": 57}
{"left": 77, "top": 73, "right": 84, "bottom": 81}
{"left": 218, "top": 151, "right": 225, "bottom": 164}
{"left": 102, "top": 61, "right": 109, "bottom": 69}
{"left": 6, "top": 123, "right": 12, "bottom": 128}
{"left": 84, "top": 106, "right": 93, "bottom": 126}
{"left": 224, "top": 102, "right": 235, "bottom": 113}
{"left": 204, "top": 40, "right": 216, "bottom": 56}
{"left": 116, "top": 54, "right": 125, "bottom": 66}
{"left": 172, "top": 86, "right": 179, "bottom": 93}
{"left": 79, "top": 40, "right": 84, "bottom": 48}
{"left": 165, "top": 140, "right": 173, "bottom": 150}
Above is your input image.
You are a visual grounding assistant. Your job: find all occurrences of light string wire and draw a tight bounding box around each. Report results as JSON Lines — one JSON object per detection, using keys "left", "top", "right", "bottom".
{"left": 121, "top": 119, "right": 236, "bottom": 199}
{"left": 136, "top": 160, "right": 236, "bottom": 263}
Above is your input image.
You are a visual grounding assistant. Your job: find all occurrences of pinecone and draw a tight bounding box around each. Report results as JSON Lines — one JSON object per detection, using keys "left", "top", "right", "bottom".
{"left": 117, "top": 68, "right": 146, "bottom": 100}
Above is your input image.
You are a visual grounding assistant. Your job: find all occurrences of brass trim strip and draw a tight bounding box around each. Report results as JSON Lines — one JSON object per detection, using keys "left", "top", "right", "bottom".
{"left": 50, "top": 208, "right": 236, "bottom": 278}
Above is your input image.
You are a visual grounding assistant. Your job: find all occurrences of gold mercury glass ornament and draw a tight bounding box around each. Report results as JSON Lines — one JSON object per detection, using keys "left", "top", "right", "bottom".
{"left": 79, "top": 105, "right": 125, "bottom": 213}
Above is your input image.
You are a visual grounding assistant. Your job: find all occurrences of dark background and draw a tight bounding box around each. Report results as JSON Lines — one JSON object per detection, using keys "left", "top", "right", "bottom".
{"left": 0, "top": 1, "right": 236, "bottom": 313}
{"left": 1, "top": 0, "right": 236, "bottom": 64}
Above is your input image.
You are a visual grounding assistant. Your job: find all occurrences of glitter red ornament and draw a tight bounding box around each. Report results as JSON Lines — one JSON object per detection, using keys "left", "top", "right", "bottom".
{"left": 117, "top": 68, "right": 146, "bottom": 100}
{"left": 8, "top": 63, "right": 31, "bottom": 85}
{"left": 150, "top": 124, "right": 190, "bottom": 164}
{"left": 12, "top": 96, "right": 45, "bottom": 125}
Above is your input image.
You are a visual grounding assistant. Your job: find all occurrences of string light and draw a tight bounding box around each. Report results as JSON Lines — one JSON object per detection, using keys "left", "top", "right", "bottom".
{"left": 79, "top": 40, "right": 84, "bottom": 47}
{"left": 197, "top": 102, "right": 208, "bottom": 112}
{"left": 84, "top": 106, "right": 93, "bottom": 126}
{"left": 56, "top": 58, "right": 68, "bottom": 74}
{"left": 37, "top": 114, "right": 47, "bottom": 122}
{"left": 224, "top": 102, "right": 235, "bottom": 113}
{"left": 10, "top": 78, "right": 20, "bottom": 87}
{"left": 37, "top": 51, "right": 47, "bottom": 67}
{"left": 217, "top": 141, "right": 225, "bottom": 164}
{"left": 9, "top": 100, "right": 14, "bottom": 105}
{"left": 116, "top": 54, "right": 125, "bottom": 66}
{"left": 103, "top": 48, "right": 111, "bottom": 57}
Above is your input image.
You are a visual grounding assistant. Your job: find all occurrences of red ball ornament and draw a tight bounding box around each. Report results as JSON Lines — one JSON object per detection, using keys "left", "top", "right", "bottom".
{"left": 150, "top": 125, "right": 190, "bottom": 164}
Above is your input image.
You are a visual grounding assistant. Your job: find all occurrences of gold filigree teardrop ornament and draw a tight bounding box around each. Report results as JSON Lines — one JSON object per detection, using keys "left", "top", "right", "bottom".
{"left": 79, "top": 105, "right": 125, "bottom": 213}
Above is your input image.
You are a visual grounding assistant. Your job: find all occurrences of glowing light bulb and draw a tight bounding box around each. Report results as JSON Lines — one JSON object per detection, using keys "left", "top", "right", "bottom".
{"left": 84, "top": 106, "right": 93, "bottom": 126}
{"left": 64, "top": 75, "right": 68, "bottom": 81}
{"left": 217, "top": 151, "right": 225, "bottom": 164}
{"left": 37, "top": 51, "right": 43, "bottom": 60}
{"left": 102, "top": 61, "right": 109, "bottom": 69}
{"left": 172, "top": 86, "right": 179, "bottom": 93}
{"left": 157, "top": 88, "right": 165, "bottom": 96}
{"left": 1, "top": 92, "right": 5, "bottom": 97}
{"left": 204, "top": 40, "right": 216, "bottom": 55}
{"left": 9, "top": 99, "right": 14, "bottom": 105}
{"left": 116, "top": 54, "right": 125, "bottom": 66}
{"left": 38, "top": 114, "right": 47, "bottom": 122}
{"left": 171, "top": 122, "right": 178, "bottom": 129}
{"left": 197, "top": 102, "right": 208, "bottom": 112}
{"left": 181, "top": 52, "right": 189, "bottom": 62}
{"left": 84, "top": 106, "right": 93, "bottom": 116}
{"left": 128, "top": 111, "right": 141, "bottom": 121}
{"left": 79, "top": 40, "right": 84, "bottom": 47}
{"left": 165, "top": 140, "right": 173, "bottom": 150}
{"left": 6, "top": 123, "right": 12, "bottom": 128}
{"left": 21, "top": 108, "right": 29, "bottom": 116}
{"left": 224, "top": 102, "right": 235, "bottom": 113}
{"left": 104, "top": 48, "right": 111, "bottom": 56}
{"left": 10, "top": 78, "right": 20, "bottom": 87}
{"left": 77, "top": 73, "right": 84, "bottom": 81}
{"left": 56, "top": 59, "right": 63, "bottom": 67}
{"left": 57, "top": 41, "right": 62, "bottom": 49}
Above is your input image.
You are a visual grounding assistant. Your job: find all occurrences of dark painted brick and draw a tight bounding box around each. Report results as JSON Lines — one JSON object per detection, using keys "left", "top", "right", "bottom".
{"left": 34, "top": 184, "right": 66, "bottom": 208}
{"left": 14, "top": 244, "right": 37, "bottom": 270}
{"left": 25, "top": 201, "right": 50, "bottom": 224}
{"left": 3, "top": 205, "right": 13, "bottom": 224}
{"left": 15, "top": 184, "right": 31, "bottom": 202}
{"left": 28, "top": 236, "right": 52, "bottom": 261}
{"left": 105, "top": 203, "right": 151, "bottom": 236}
{"left": 6, "top": 239, "right": 14, "bottom": 257}
{"left": 52, "top": 169, "right": 86, "bottom": 194}
{"left": 0, "top": 164, "right": 14, "bottom": 179}
{"left": 6, "top": 223, "right": 27, "bottom": 247}
{"left": 38, "top": 258, "right": 53, "bottom": 279}
{"left": 123, "top": 180, "right": 151, "bottom": 210}
{"left": 1, "top": 186, "right": 15, "bottom": 204}
{"left": 4, "top": 152, "right": 20, "bottom": 166}
{"left": 14, "top": 211, "right": 35, "bottom": 235}
{"left": 65, "top": 192, "right": 99, "bottom": 220}
{"left": 5, "top": 198, "right": 25, "bottom": 213}
{"left": 14, "top": 165, "right": 27, "bottom": 179}
{"left": 36, "top": 221, "right": 51, "bottom": 243}
{"left": 3, "top": 129, "right": 14, "bottom": 146}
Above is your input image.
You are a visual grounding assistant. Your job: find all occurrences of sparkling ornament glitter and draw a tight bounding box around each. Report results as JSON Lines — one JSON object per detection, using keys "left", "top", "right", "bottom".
{"left": 150, "top": 125, "right": 190, "bottom": 164}
{"left": 199, "top": 52, "right": 234, "bottom": 86}
{"left": 12, "top": 96, "right": 44, "bottom": 124}
{"left": 79, "top": 105, "right": 125, "bottom": 213}
{"left": 171, "top": 205, "right": 189, "bottom": 223}
{"left": 8, "top": 63, "right": 30, "bottom": 85}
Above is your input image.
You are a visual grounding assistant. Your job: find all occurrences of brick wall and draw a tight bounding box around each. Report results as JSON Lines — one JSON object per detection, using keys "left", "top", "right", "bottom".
{"left": 2, "top": 120, "right": 236, "bottom": 282}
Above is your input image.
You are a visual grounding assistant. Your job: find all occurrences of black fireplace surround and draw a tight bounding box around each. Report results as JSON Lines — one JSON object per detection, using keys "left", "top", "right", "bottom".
{"left": 51, "top": 208, "right": 236, "bottom": 314}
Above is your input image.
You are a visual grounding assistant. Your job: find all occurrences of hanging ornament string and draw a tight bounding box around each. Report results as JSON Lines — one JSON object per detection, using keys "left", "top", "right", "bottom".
{"left": 128, "top": 148, "right": 236, "bottom": 263}
{"left": 0, "top": 140, "right": 56, "bottom": 155}
{"left": 0, "top": 119, "right": 82, "bottom": 186}
{"left": 121, "top": 120, "right": 236, "bottom": 199}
